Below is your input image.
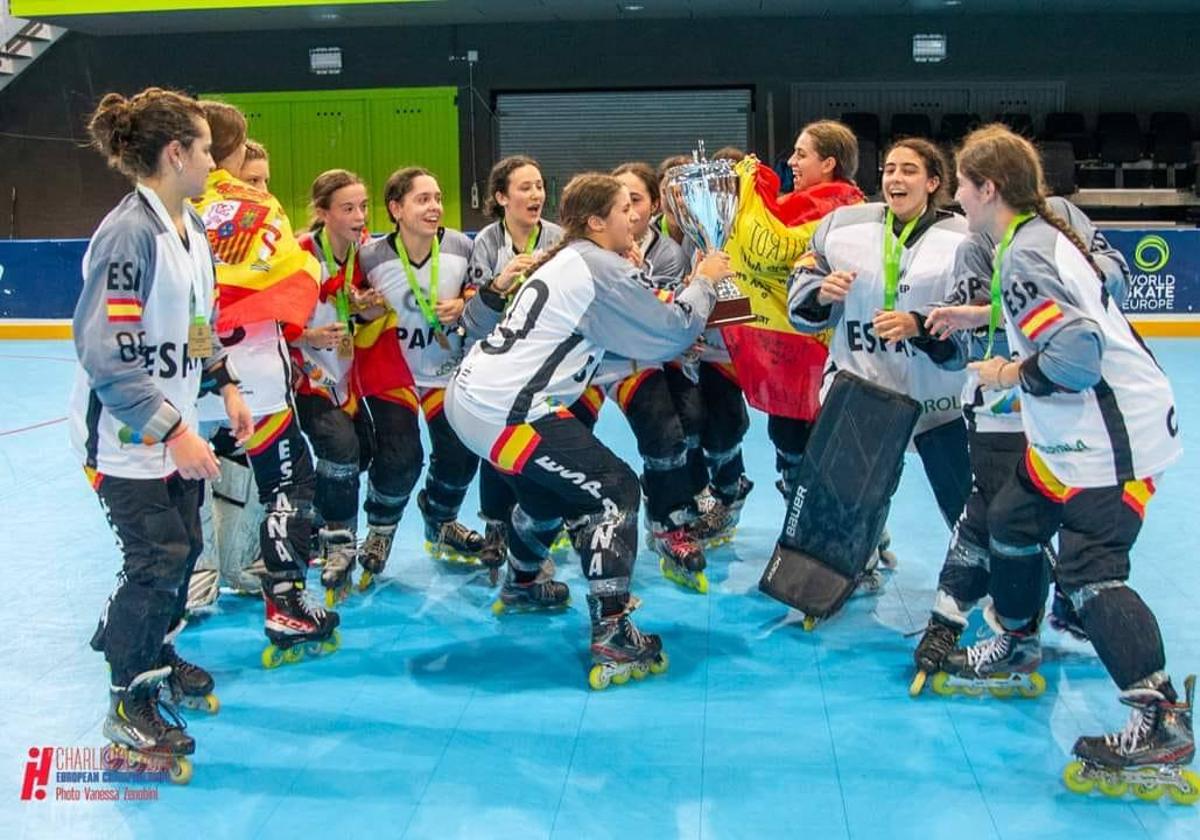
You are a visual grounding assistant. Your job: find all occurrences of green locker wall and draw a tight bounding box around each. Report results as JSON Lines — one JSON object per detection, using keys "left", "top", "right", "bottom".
{"left": 206, "top": 87, "right": 461, "bottom": 234}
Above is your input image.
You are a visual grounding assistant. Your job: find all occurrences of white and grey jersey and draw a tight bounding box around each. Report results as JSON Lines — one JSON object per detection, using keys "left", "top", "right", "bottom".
{"left": 467, "top": 219, "right": 564, "bottom": 290}
{"left": 999, "top": 216, "right": 1180, "bottom": 486}
{"left": 361, "top": 228, "right": 472, "bottom": 388}
{"left": 69, "top": 185, "right": 222, "bottom": 479}
{"left": 450, "top": 239, "right": 716, "bottom": 426}
{"left": 787, "top": 203, "right": 969, "bottom": 435}
{"left": 592, "top": 227, "right": 691, "bottom": 387}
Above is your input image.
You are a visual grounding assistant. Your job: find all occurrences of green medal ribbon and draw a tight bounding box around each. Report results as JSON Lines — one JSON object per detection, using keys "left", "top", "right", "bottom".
{"left": 319, "top": 231, "right": 356, "bottom": 327}
{"left": 395, "top": 234, "right": 442, "bottom": 331}
{"left": 506, "top": 222, "right": 539, "bottom": 294}
{"left": 986, "top": 212, "right": 1035, "bottom": 358}
{"left": 882, "top": 208, "right": 921, "bottom": 311}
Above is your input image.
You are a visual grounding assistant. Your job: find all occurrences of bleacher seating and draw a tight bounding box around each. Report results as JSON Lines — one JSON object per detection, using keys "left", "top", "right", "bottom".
{"left": 938, "top": 112, "right": 981, "bottom": 146}
{"left": 889, "top": 113, "right": 933, "bottom": 141}
{"left": 1043, "top": 112, "right": 1091, "bottom": 159}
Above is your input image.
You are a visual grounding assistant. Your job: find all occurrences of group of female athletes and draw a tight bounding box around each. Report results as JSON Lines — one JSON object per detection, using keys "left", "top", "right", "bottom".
{"left": 70, "top": 86, "right": 1194, "bottom": 796}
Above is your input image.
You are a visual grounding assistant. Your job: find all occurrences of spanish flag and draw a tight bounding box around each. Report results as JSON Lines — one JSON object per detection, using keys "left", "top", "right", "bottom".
{"left": 192, "top": 170, "right": 320, "bottom": 333}
{"left": 721, "top": 158, "right": 865, "bottom": 420}
{"left": 1019, "top": 300, "right": 1064, "bottom": 341}
{"left": 106, "top": 298, "right": 142, "bottom": 323}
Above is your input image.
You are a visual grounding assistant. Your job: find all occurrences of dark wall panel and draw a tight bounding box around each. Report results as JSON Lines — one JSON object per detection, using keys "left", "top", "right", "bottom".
{"left": 1, "top": 12, "right": 1197, "bottom": 237}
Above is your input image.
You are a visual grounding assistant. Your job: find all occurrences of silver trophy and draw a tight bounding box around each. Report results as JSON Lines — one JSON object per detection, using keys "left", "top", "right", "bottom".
{"left": 663, "top": 143, "right": 754, "bottom": 327}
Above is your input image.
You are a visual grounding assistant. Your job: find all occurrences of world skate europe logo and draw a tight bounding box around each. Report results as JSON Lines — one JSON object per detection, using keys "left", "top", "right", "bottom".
{"left": 20, "top": 747, "right": 54, "bottom": 801}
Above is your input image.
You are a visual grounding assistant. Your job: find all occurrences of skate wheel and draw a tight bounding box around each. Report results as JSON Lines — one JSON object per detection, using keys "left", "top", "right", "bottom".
{"left": 1098, "top": 778, "right": 1129, "bottom": 798}
{"left": 930, "top": 672, "right": 955, "bottom": 697}
{"left": 1062, "top": 761, "right": 1096, "bottom": 794}
{"left": 356, "top": 571, "right": 375, "bottom": 592}
{"left": 261, "top": 645, "right": 284, "bottom": 670}
{"left": 649, "top": 652, "right": 669, "bottom": 675}
{"left": 588, "top": 665, "right": 611, "bottom": 691}
{"left": 694, "top": 571, "right": 710, "bottom": 594}
{"left": 283, "top": 646, "right": 305, "bottom": 664}
{"left": 631, "top": 663, "right": 649, "bottom": 680}
{"left": 611, "top": 669, "right": 631, "bottom": 686}
{"left": 1018, "top": 672, "right": 1047, "bottom": 698}
{"left": 1132, "top": 782, "right": 1165, "bottom": 802}
{"left": 802, "top": 616, "right": 817, "bottom": 632}
{"left": 202, "top": 693, "right": 220, "bottom": 714}
{"left": 491, "top": 599, "right": 506, "bottom": 616}
{"left": 321, "top": 629, "right": 342, "bottom": 655}
{"left": 324, "top": 588, "right": 337, "bottom": 609}
{"left": 169, "top": 756, "right": 193, "bottom": 786}
{"left": 1168, "top": 770, "right": 1200, "bottom": 805}
{"left": 989, "top": 684, "right": 1015, "bottom": 699}
{"left": 908, "top": 671, "right": 928, "bottom": 697}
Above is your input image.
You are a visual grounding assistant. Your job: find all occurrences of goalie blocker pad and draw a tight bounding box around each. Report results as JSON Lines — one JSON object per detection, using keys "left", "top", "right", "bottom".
{"left": 759, "top": 371, "right": 920, "bottom": 619}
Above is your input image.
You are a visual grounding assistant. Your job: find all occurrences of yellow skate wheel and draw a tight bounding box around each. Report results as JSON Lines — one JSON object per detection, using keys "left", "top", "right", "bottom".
{"left": 320, "top": 629, "right": 342, "bottom": 655}
{"left": 961, "top": 683, "right": 984, "bottom": 698}
{"left": 1062, "top": 761, "right": 1096, "bottom": 794}
{"left": 649, "top": 652, "right": 669, "bottom": 675}
{"left": 694, "top": 571, "right": 710, "bottom": 594}
{"left": 802, "top": 616, "right": 817, "bottom": 632}
{"left": 611, "top": 669, "right": 631, "bottom": 686}
{"left": 908, "top": 671, "right": 928, "bottom": 697}
{"left": 202, "top": 693, "right": 220, "bottom": 714}
{"left": 630, "top": 663, "right": 649, "bottom": 680}
{"left": 283, "top": 646, "right": 305, "bottom": 665}
{"left": 1132, "top": 782, "right": 1165, "bottom": 802}
{"left": 1018, "top": 672, "right": 1047, "bottom": 698}
{"left": 324, "top": 588, "right": 337, "bottom": 609}
{"left": 491, "top": 599, "right": 507, "bottom": 616}
{"left": 261, "top": 645, "right": 284, "bottom": 670}
{"left": 356, "top": 571, "right": 375, "bottom": 592}
{"left": 1168, "top": 770, "right": 1200, "bottom": 805}
{"left": 169, "top": 756, "right": 193, "bottom": 786}
{"left": 588, "top": 665, "right": 610, "bottom": 691}
{"left": 989, "top": 683, "right": 1015, "bottom": 699}
{"left": 930, "top": 672, "right": 955, "bottom": 697}
{"left": 1098, "top": 778, "right": 1129, "bottom": 798}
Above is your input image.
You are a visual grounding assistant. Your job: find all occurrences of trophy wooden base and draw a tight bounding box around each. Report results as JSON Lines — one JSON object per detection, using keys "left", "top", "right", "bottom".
{"left": 706, "top": 278, "right": 755, "bottom": 327}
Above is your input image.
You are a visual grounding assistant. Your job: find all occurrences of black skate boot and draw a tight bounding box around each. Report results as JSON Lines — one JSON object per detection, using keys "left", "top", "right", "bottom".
{"left": 479, "top": 520, "right": 509, "bottom": 585}
{"left": 161, "top": 643, "right": 219, "bottom": 714}
{"left": 103, "top": 667, "right": 195, "bottom": 785}
{"left": 586, "top": 594, "right": 668, "bottom": 690}
{"left": 909, "top": 614, "right": 964, "bottom": 697}
{"left": 1065, "top": 675, "right": 1198, "bottom": 804}
{"left": 491, "top": 562, "right": 571, "bottom": 615}
{"left": 357, "top": 523, "right": 397, "bottom": 591}
{"left": 261, "top": 580, "right": 342, "bottom": 669}
{"left": 689, "top": 476, "right": 753, "bottom": 549}
{"left": 653, "top": 526, "right": 709, "bottom": 594}
{"left": 1049, "top": 587, "right": 1089, "bottom": 641}
{"left": 938, "top": 623, "right": 1046, "bottom": 699}
{"left": 318, "top": 526, "right": 357, "bottom": 607}
{"left": 420, "top": 490, "right": 484, "bottom": 567}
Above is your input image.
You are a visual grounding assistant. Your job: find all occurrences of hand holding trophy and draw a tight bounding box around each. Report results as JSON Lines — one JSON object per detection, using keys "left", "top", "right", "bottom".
{"left": 662, "top": 142, "right": 755, "bottom": 327}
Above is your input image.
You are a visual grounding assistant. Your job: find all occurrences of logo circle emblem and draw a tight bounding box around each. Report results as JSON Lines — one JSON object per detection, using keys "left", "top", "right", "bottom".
{"left": 1134, "top": 234, "right": 1169, "bottom": 272}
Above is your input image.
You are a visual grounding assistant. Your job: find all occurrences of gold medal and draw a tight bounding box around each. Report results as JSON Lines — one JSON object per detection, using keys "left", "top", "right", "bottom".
{"left": 434, "top": 329, "right": 451, "bottom": 351}
{"left": 188, "top": 319, "right": 214, "bottom": 359}
{"left": 337, "top": 331, "right": 354, "bottom": 359}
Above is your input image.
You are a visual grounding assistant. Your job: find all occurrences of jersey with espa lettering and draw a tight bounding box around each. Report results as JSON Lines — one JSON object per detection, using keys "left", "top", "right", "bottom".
{"left": 591, "top": 226, "right": 690, "bottom": 386}
{"left": 788, "top": 204, "right": 969, "bottom": 435}
{"left": 999, "top": 217, "right": 1180, "bottom": 486}
{"left": 69, "top": 185, "right": 219, "bottom": 479}
{"left": 451, "top": 239, "right": 716, "bottom": 427}
{"left": 293, "top": 230, "right": 367, "bottom": 407}
{"left": 467, "top": 219, "right": 564, "bottom": 291}
{"left": 360, "top": 228, "right": 472, "bottom": 388}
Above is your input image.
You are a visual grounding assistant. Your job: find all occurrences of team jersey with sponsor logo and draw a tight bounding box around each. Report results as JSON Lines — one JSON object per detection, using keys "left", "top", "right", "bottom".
{"left": 69, "top": 185, "right": 220, "bottom": 479}
{"left": 788, "top": 203, "right": 969, "bottom": 435}
{"left": 998, "top": 216, "right": 1180, "bottom": 486}
{"left": 466, "top": 219, "right": 564, "bottom": 290}
{"left": 360, "top": 228, "right": 472, "bottom": 389}
{"left": 450, "top": 239, "right": 716, "bottom": 428}
{"left": 291, "top": 231, "right": 367, "bottom": 407}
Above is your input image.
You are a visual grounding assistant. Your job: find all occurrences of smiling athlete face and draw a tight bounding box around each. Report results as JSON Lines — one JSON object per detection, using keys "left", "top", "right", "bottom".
{"left": 882, "top": 146, "right": 939, "bottom": 222}
{"left": 394, "top": 175, "right": 443, "bottom": 239}
{"left": 497, "top": 164, "right": 546, "bottom": 230}
{"left": 788, "top": 131, "right": 836, "bottom": 192}
{"left": 614, "top": 171, "right": 655, "bottom": 240}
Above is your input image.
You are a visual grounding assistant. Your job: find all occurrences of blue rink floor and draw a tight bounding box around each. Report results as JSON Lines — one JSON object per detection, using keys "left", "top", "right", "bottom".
{"left": 2, "top": 339, "right": 1199, "bottom": 840}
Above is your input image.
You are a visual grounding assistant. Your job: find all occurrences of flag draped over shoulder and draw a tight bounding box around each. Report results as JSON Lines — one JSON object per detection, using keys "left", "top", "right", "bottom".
{"left": 192, "top": 170, "right": 320, "bottom": 332}
{"left": 352, "top": 308, "right": 414, "bottom": 399}
{"left": 721, "top": 157, "right": 864, "bottom": 420}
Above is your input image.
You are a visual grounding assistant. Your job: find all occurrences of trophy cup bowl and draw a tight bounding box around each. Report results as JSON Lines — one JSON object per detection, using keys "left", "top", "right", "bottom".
{"left": 663, "top": 158, "right": 755, "bottom": 327}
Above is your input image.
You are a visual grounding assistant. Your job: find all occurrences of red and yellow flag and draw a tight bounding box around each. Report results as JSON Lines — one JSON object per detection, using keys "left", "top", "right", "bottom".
{"left": 721, "top": 158, "right": 865, "bottom": 420}
{"left": 192, "top": 170, "right": 320, "bottom": 332}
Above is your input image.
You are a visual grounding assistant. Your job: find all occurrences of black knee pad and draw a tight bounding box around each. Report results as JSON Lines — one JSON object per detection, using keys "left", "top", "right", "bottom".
{"left": 987, "top": 542, "right": 1046, "bottom": 623}
{"left": 1075, "top": 583, "right": 1167, "bottom": 690}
